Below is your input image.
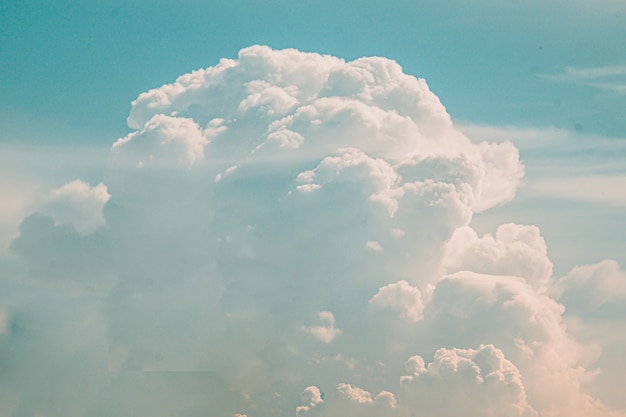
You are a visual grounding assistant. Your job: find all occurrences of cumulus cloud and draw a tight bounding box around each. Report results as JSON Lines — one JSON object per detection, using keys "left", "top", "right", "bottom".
{"left": 334, "top": 383, "right": 397, "bottom": 414}
{"left": 298, "top": 383, "right": 398, "bottom": 417}
{"left": 2, "top": 45, "right": 624, "bottom": 417}
{"left": 303, "top": 311, "right": 343, "bottom": 344}
{"left": 443, "top": 223, "right": 553, "bottom": 289}
{"left": 368, "top": 280, "right": 424, "bottom": 322}
{"left": 39, "top": 179, "right": 110, "bottom": 235}
{"left": 296, "top": 386, "right": 324, "bottom": 415}
{"left": 400, "top": 344, "right": 537, "bottom": 417}
{"left": 425, "top": 271, "right": 621, "bottom": 417}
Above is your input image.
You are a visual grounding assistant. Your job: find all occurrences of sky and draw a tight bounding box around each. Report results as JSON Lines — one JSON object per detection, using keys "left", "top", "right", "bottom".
{"left": 1, "top": 1, "right": 626, "bottom": 416}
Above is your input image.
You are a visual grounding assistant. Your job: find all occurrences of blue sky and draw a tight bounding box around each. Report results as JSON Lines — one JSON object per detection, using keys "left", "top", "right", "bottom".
{"left": 2, "top": 0, "right": 625, "bottom": 143}
{"left": 1, "top": 1, "right": 626, "bottom": 417}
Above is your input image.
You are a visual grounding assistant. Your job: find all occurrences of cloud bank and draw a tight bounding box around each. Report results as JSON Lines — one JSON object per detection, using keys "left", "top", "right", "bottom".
{"left": 2, "top": 45, "right": 625, "bottom": 417}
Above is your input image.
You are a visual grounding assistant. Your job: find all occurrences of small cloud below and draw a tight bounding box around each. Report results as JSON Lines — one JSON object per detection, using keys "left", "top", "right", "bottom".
{"left": 302, "top": 311, "right": 343, "bottom": 344}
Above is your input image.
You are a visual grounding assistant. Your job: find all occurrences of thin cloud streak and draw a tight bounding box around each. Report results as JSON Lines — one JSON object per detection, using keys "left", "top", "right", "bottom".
{"left": 537, "top": 64, "right": 626, "bottom": 94}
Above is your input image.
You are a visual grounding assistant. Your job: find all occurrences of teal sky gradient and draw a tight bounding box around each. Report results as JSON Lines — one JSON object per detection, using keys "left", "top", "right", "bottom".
{"left": 2, "top": 0, "right": 625, "bottom": 145}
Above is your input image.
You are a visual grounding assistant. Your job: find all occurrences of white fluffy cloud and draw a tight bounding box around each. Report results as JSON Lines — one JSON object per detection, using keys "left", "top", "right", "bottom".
{"left": 303, "top": 311, "right": 343, "bottom": 344}
{"left": 296, "top": 386, "right": 324, "bottom": 415}
{"left": 3, "top": 46, "right": 624, "bottom": 417}
{"left": 39, "top": 179, "right": 110, "bottom": 235}
{"left": 298, "top": 383, "right": 398, "bottom": 417}
{"left": 400, "top": 344, "right": 537, "bottom": 417}
{"left": 443, "top": 223, "right": 553, "bottom": 289}
{"left": 473, "top": 141, "right": 525, "bottom": 212}
{"left": 426, "top": 271, "right": 622, "bottom": 417}
{"left": 368, "top": 280, "right": 424, "bottom": 322}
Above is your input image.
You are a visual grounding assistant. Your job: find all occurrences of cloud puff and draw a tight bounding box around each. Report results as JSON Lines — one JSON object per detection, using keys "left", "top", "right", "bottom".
{"left": 368, "top": 280, "right": 424, "bottom": 322}
{"left": 38, "top": 180, "right": 109, "bottom": 236}
{"left": 443, "top": 223, "right": 553, "bottom": 289}
{"left": 298, "top": 383, "right": 398, "bottom": 417}
{"left": 303, "top": 311, "right": 343, "bottom": 344}
{"left": 400, "top": 344, "right": 537, "bottom": 417}
{"left": 426, "top": 271, "right": 620, "bottom": 417}
{"left": 296, "top": 386, "right": 324, "bottom": 415}
{"left": 334, "top": 383, "right": 397, "bottom": 414}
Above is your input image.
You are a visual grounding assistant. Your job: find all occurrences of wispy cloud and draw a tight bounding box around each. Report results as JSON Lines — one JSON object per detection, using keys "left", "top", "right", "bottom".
{"left": 528, "top": 174, "right": 626, "bottom": 208}
{"left": 538, "top": 64, "right": 626, "bottom": 94}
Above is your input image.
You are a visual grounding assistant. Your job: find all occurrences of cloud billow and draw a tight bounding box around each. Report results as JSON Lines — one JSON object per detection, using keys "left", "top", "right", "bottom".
{"left": 4, "top": 46, "right": 624, "bottom": 417}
